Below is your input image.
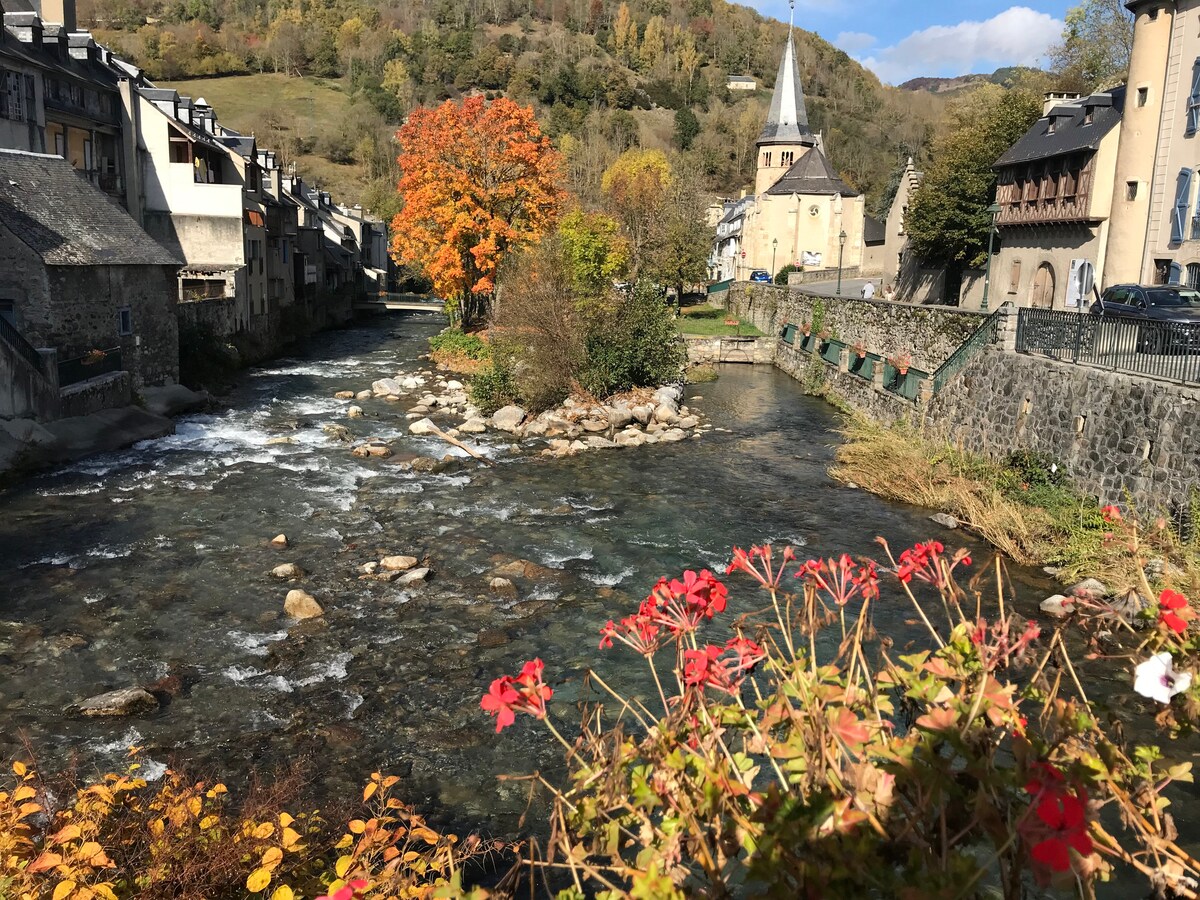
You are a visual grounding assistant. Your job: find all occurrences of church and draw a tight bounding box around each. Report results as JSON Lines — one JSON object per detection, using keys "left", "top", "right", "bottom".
{"left": 711, "top": 13, "right": 866, "bottom": 283}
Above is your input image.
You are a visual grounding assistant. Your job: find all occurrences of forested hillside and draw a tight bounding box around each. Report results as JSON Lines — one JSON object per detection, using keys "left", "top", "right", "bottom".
{"left": 81, "top": 0, "right": 949, "bottom": 216}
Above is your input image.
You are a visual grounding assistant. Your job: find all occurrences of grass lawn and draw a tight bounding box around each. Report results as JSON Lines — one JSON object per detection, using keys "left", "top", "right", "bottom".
{"left": 678, "top": 304, "right": 763, "bottom": 337}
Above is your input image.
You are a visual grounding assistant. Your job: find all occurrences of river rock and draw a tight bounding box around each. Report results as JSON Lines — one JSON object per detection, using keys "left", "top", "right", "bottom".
{"left": 615, "top": 429, "right": 645, "bottom": 447}
{"left": 359, "top": 561, "right": 379, "bottom": 575}
{"left": 1040, "top": 594, "right": 1074, "bottom": 618}
{"left": 372, "top": 378, "right": 404, "bottom": 396}
{"left": 446, "top": 379, "right": 464, "bottom": 391}
{"left": 492, "top": 405, "right": 527, "bottom": 432}
{"left": 265, "top": 436, "right": 296, "bottom": 446}
{"left": 401, "top": 377, "right": 421, "bottom": 390}
{"left": 355, "top": 390, "right": 372, "bottom": 401}
{"left": 1068, "top": 578, "right": 1108, "bottom": 601}
{"left": 1107, "top": 588, "right": 1151, "bottom": 619}
{"left": 397, "top": 567, "right": 431, "bottom": 586}
{"left": 335, "top": 390, "right": 355, "bottom": 400}
{"left": 284, "top": 589, "right": 324, "bottom": 620}
{"left": 654, "top": 385, "right": 683, "bottom": 404}
{"left": 270, "top": 534, "right": 289, "bottom": 548}
{"left": 659, "top": 428, "right": 686, "bottom": 442}
{"left": 653, "top": 404, "right": 679, "bottom": 425}
{"left": 523, "top": 419, "right": 549, "bottom": 437}
{"left": 678, "top": 415, "right": 700, "bottom": 429}
{"left": 606, "top": 407, "right": 633, "bottom": 429}
{"left": 271, "top": 563, "right": 305, "bottom": 579}
{"left": 460, "top": 419, "right": 488, "bottom": 434}
{"left": 381, "top": 555, "right": 419, "bottom": 571}
{"left": 569, "top": 440, "right": 587, "bottom": 452}
{"left": 631, "top": 405, "right": 653, "bottom": 425}
{"left": 581, "top": 418, "right": 608, "bottom": 433}
{"left": 76, "top": 687, "right": 159, "bottom": 717}
{"left": 323, "top": 424, "right": 353, "bottom": 443}
{"left": 489, "top": 577, "right": 517, "bottom": 597}
{"left": 347, "top": 405, "right": 364, "bottom": 418}
{"left": 586, "top": 436, "right": 617, "bottom": 449}
{"left": 929, "top": 513, "right": 960, "bottom": 530}
{"left": 409, "top": 417, "right": 437, "bottom": 435}
{"left": 410, "top": 456, "right": 439, "bottom": 473}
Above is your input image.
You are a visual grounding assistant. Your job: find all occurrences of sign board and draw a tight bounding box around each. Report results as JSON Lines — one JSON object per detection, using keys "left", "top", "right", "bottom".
{"left": 1066, "top": 259, "right": 1095, "bottom": 308}
{"left": 801, "top": 251, "right": 822, "bottom": 268}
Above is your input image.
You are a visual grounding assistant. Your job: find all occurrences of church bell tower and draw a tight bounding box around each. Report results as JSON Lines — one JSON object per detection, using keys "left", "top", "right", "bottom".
{"left": 755, "top": 1, "right": 817, "bottom": 196}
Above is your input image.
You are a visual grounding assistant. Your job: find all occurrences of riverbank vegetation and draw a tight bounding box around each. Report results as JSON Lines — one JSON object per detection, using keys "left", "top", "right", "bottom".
{"left": 676, "top": 303, "right": 763, "bottom": 337}
{"left": 484, "top": 537, "right": 1200, "bottom": 897}
{"left": 831, "top": 416, "right": 1200, "bottom": 593}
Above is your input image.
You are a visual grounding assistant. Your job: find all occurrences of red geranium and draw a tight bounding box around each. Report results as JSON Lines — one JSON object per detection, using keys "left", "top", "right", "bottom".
{"left": 480, "top": 658, "right": 552, "bottom": 732}
{"left": 1158, "top": 589, "right": 1190, "bottom": 635}
{"left": 1022, "top": 762, "right": 1093, "bottom": 875}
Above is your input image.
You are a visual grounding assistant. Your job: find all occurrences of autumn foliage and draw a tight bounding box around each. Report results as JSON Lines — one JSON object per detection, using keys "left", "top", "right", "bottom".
{"left": 391, "top": 97, "right": 564, "bottom": 328}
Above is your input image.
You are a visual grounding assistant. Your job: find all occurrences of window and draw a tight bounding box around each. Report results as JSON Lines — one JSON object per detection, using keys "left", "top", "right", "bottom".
{"left": 0, "top": 70, "right": 31, "bottom": 122}
{"left": 1008, "top": 259, "right": 1022, "bottom": 294}
{"left": 1187, "top": 263, "right": 1200, "bottom": 289}
{"left": 1173, "top": 168, "right": 1194, "bottom": 243}
{"left": 1062, "top": 165, "right": 1078, "bottom": 198}
{"left": 763, "top": 152, "right": 772, "bottom": 167}
{"left": 1083, "top": 106, "right": 1095, "bottom": 125}
{"left": 169, "top": 136, "right": 190, "bottom": 163}
{"left": 1127, "top": 180, "right": 1139, "bottom": 200}
{"left": 1188, "top": 59, "right": 1200, "bottom": 135}
{"left": 781, "top": 150, "right": 793, "bottom": 166}
{"left": 1154, "top": 259, "right": 1173, "bottom": 284}
{"left": 1042, "top": 163, "right": 1058, "bottom": 199}
{"left": 117, "top": 307, "right": 132, "bottom": 336}
{"left": 0, "top": 300, "right": 14, "bottom": 326}
{"left": 1138, "top": 87, "right": 1149, "bottom": 107}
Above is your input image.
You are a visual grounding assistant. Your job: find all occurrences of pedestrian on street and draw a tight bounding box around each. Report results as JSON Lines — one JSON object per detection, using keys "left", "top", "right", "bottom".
{"left": 861, "top": 281, "right": 876, "bottom": 299}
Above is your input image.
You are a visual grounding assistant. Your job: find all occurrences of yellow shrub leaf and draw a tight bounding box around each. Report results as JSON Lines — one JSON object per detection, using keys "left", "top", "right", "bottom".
{"left": 13, "top": 760, "right": 27, "bottom": 776}
{"left": 187, "top": 797, "right": 202, "bottom": 817}
{"left": 335, "top": 855, "right": 353, "bottom": 878}
{"left": 246, "top": 867, "right": 272, "bottom": 893}
{"left": 278, "top": 812, "right": 295, "bottom": 828}
{"left": 50, "top": 825, "right": 82, "bottom": 844}
{"left": 93, "top": 886, "right": 119, "bottom": 900}
{"left": 77, "top": 842, "right": 102, "bottom": 861}
{"left": 281, "top": 826, "right": 302, "bottom": 850}
{"left": 363, "top": 782, "right": 378, "bottom": 803}
{"left": 411, "top": 826, "right": 439, "bottom": 845}
{"left": 334, "top": 834, "right": 353, "bottom": 850}
{"left": 270, "top": 887, "right": 295, "bottom": 900}
{"left": 253, "top": 822, "right": 274, "bottom": 839}
{"left": 52, "top": 882, "right": 75, "bottom": 900}
{"left": 199, "top": 815, "right": 218, "bottom": 830}
{"left": 261, "top": 847, "right": 283, "bottom": 870}
{"left": 348, "top": 819, "right": 367, "bottom": 834}
{"left": 13, "top": 785, "right": 37, "bottom": 802}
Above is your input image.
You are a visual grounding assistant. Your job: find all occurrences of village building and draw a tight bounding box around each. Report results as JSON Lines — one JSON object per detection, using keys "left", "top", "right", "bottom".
{"left": 726, "top": 74, "right": 757, "bottom": 91}
{"left": 981, "top": 86, "right": 1124, "bottom": 310}
{"left": 0, "top": 148, "right": 180, "bottom": 419}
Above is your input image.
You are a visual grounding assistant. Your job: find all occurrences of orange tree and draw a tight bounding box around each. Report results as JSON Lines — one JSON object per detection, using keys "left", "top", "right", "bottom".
{"left": 391, "top": 96, "right": 564, "bottom": 329}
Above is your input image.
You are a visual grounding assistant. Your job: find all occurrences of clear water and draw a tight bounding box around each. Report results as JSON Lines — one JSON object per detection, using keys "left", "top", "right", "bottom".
{"left": 0, "top": 315, "right": 1149, "bottom": 850}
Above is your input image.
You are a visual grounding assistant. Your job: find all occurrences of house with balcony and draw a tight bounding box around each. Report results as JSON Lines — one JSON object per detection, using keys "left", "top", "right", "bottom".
{"left": 709, "top": 195, "right": 753, "bottom": 282}
{"left": 988, "top": 86, "right": 1124, "bottom": 310}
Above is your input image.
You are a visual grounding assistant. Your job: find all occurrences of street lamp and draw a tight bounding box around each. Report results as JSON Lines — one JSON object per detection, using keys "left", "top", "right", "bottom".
{"left": 981, "top": 202, "right": 1001, "bottom": 311}
{"left": 772, "top": 238, "right": 778, "bottom": 282}
{"left": 836, "top": 230, "right": 847, "bottom": 296}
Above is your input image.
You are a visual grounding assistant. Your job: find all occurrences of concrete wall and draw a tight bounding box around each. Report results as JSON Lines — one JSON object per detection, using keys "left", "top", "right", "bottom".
{"left": 58, "top": 370, "right": 131, "bottom": 418}
{"left": 925, "top": 347, "right": 1200, "bottom": 512}
{"left": 0, "top": 342, "right": 58, "bottom": 421}
{"left": 722, "top": 282, "right": 987, "bottom": 371}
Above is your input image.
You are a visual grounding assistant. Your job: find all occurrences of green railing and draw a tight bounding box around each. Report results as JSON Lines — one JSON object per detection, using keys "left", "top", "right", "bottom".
{"left": 58, "top": 348, "right": 123, "bottom": 387}
{"left": 931, "top": 311, "right": 1002, "bottom": 393}
{"left": 707, "top": 279, "right": 733, "bottom": 295}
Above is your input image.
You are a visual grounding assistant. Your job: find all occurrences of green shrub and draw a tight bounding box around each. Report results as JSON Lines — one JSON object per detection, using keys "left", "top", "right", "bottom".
{"left": 469, "top": 356, "right": 520, "bottom": 414}
{"left": 774, "top": 263, "right": 799, "bottom": 285}
{"left": 428, "top": 329, "right": 490, "bottom": 361}
{"left": 685, "top": 364, "right": 718, "bottom": 384}
{"left": 580, "top": 281, "right": 686, "bottom": 397}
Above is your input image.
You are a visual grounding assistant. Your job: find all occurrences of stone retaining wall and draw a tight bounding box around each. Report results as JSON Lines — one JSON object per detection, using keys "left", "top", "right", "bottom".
{"left": 722, "top": 283, "right": 987, "bottom": 371}
{"left": 684, "top": 336, "right": 775, "bottom": 365}
{"left": 925, "top": 349, "right": 1200, "bottom": 513}
{"left": 59, "top": 371, "right": 132, "bottom": 419}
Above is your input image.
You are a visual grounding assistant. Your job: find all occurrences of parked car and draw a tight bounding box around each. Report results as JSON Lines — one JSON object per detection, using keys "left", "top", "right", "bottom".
{"left": 749, "top": 269, "right": 772, "bottom": 284}
{"left": 1090, "top": 284, "right": 1200, "bottom": 353}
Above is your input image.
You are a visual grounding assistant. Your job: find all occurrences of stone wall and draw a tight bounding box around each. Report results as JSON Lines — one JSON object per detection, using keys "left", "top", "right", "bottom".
{"left": 59, "top": 371, "right": 133, "bottom": 419}
{"left": 925, "top": 349, "right": 1200, "bottom": 513}
{"left": 684, "top": 336, "right": 775, "bottom": 365}
{"left": 774, "top": 342, "right": 920, "bottom": 425}
{"left": 722, "top": 283, "right": 988, "bottom": 370}
{"left": 0, "top": 343, "right": 58, "bottom": 421}
{"left": 787, "top": 266, "right": 862, "bottom": 286}
{"left": 178, "top": 296, "right": 238, "bottom": 337}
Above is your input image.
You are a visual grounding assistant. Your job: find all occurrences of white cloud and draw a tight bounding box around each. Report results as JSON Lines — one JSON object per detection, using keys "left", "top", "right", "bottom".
{"left": 834, "top": 31, "right": 877, "bottom": 54}
{"left": 857, "top": 6, "right": 1063, "bottom": 85}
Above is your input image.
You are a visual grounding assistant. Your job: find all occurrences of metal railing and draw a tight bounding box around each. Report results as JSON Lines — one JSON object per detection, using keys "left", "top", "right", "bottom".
{"left": 707, "top": 279, "right": 733, "bottom": 295}
{"left": 1016, "top": 308, "right": 1200, "bottom": 385}
{"left": 931, "top": 310, "right": 1002, "bottom": 393}
{"left": 0, "top": 315, "right": 46, "bottom": 374}
{"left": 58, "top": 348, "right": 123, "bottom": 388}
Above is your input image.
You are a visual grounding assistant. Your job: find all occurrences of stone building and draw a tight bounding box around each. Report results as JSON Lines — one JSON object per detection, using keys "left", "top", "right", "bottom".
{"left": 984, "top": 86, "right": 1124, "bottom": 310}
{"left": 713, "top": 16, "right": 866, "bottom": 282}
{"left": 0, "top": 148, "right": 180, "bottom": 388}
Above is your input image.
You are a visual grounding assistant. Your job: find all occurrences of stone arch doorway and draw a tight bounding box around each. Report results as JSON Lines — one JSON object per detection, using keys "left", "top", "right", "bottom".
{"left": 1029, "top": 263, "right": 1055, "bottom": 308}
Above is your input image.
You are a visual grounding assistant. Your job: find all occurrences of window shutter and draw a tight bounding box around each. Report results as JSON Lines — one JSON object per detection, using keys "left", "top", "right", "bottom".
{"left": 1189, "top": 59, "right": 1200, "bottom": 135}
{"left": 1173, "top": 168, "right": 1193, "bottom": 244}
{"left": 1170, "top": 261, "right": 1184, "bottom": 285}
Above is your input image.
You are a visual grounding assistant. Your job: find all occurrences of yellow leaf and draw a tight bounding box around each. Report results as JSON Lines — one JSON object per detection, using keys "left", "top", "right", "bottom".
{"left": 199, "top": 815, "right": 218, "bottom": 830}
{"left": 335, "top": 855, "right": 353, "bottom": 878}
{"left": 334, "top": 834, "right": 353, "bottom": 849}
{"left": 187, "top": 796, "right": 202, "bottom": 817}
{"left": 261, "top": 847, "right": 283, "bottom": 871}
{"left": 53, "top": 881, "right": 76, "bottom": 900}
{"left": 281, "top": 826, "right": 302, "bottom": 850}
{"left": 13, "top": 760, "right": 27, "bottom": 776}
{"left": 363, "top": 782, "right": 378, "bottom": 803}
{"left": 51, "top": 825, "right": 82, "bottom": 844}
{"left": 246, "top": 867, "right": 272, "bottom": 893}
{"left": 348, "top": 819, "right": 367, "bottom": 834}
{"left": 13, "top": 785, "right": 37, "bottom": 802}
{"left": 411, "top": 825, "right": 439, "bottom": 845}
{"left": 253, "top": 822, "right": 274, "bottom": 839}
{"left": 270, "top": 887, "right": 295, "bottom": 900}
{"left": 278, "top": 812, "right": 295, "bottom": 828}
{"left": 92, "top": 886, "right": 118, "bottom": 900}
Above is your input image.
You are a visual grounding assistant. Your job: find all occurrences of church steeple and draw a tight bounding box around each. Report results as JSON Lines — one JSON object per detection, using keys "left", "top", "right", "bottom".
{"left": 758, "top": 4, "right": 814, "bottom": 148}
{"left": 754, "top": 2, "right": 816, "bottom": 194}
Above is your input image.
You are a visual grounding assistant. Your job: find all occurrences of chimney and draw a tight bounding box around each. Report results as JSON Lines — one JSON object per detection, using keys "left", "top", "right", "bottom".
{"left": 1043, "top": 90, "right": 1082, "bottom": 117}
{"left": 35, "top": 0, "right": 75, "bottom": 31}
{"left": 3, "top": 12, "right": 43, "bottom": 44}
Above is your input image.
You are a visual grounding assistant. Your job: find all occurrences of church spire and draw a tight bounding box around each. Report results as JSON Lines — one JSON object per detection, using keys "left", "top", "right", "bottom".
{"left": 758, "top": 1, "right": 815, "bottom": 147}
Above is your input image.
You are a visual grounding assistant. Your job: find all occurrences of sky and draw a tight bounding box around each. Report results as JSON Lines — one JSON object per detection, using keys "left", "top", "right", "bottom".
{"left": 748, "top": 0, "right": 1070, "bottom": 85}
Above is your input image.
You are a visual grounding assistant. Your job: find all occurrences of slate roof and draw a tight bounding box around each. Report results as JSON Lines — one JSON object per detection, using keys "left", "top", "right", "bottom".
{"left": 759, "top": 31, "right": 815, "bottom": 147}
{"left": 994, "top": 85, "right": 1126, "bottom": 168}
{"left": 0, "top": 149, "right": 181, "bottom": 266}
{"left": 864, "top": 215, "right": 886, "bottom": 244}
{"left": 766, "top": 148, "right": 859, "bottom": 197}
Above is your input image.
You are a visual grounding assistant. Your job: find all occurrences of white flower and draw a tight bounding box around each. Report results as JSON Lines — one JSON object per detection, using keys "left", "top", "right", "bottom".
{"left": 1134, "top": 652, "right": 1193, "bottom": 704}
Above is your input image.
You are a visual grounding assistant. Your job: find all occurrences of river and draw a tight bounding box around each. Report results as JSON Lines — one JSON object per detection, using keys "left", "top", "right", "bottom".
{"left": 0, "top": 314, "right": 1070, "bottom": 838}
